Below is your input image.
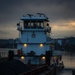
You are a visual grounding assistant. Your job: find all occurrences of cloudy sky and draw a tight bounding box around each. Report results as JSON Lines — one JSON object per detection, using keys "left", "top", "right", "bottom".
{"left": 0, "top": 0, "right": 75, "bottom": 39}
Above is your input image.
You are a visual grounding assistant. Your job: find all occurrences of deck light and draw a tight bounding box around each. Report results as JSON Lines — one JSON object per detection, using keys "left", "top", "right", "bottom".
{"left": 21, "top": 56, "right": 25, "bottom": 60}
{"left": 24, "top": 44, "right": 27, "bottom": 47}
{"left": 41, "top": 56, "right": 45, "bottom": 60}
{"left": 40, "top": 44, "right": 43, "bottom": 47}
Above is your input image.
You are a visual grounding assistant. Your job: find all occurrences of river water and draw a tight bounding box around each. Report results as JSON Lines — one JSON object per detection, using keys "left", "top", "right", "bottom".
{"left": 57, "top": 51, "right": 75, "bottom": 75}
{"left": 62, "top": 51, "right": 75, "bottom": 69}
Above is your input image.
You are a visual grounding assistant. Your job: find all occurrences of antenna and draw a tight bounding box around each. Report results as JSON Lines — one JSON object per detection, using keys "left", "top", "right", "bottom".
{"left": 23, "top": 15, "right": 26, "bottom": 17}
{"left": 37, "top": 13, "right": 46, "bottom": 17}
{"left": 27, "top": 14, "right": 33, "bottom": 17}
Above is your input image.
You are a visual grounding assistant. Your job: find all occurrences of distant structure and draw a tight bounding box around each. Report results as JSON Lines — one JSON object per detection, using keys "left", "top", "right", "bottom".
{"left": 0, "top": 39, "right": 17, "bottom": 58}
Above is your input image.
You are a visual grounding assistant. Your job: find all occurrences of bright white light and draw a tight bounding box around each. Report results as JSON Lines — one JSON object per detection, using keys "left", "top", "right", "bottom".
{"left": 21, "top": 56, "right": 25, "bottom": 60}
{"left": 42, "top": 56, "right": 45, "bottom": 60}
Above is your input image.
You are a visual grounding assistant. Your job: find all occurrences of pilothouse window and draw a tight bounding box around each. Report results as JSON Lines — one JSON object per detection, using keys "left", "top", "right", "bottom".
{"left": 24, "top": 21, "right": 31, "bottom": 28}
{"left": 24, "top": 21, "right": 44, "bottom": 29}
{"left": 24, "top": 21, "right": 28, "bottom": 28}
{"left": 31, "top": 22, "right": 34, "bottom": 28}
{"left": 28, "top": 22, "right": 31, "bottom": 28}
{"left": 38, "top": 22, "right": 44, "bottom": 28}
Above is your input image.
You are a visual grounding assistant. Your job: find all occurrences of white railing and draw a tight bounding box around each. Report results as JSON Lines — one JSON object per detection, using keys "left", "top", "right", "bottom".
{"left": 0, "top": 48, "right": 18, "bottom": 58}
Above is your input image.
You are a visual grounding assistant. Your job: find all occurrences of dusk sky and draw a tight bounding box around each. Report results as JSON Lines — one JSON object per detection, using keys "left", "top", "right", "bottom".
{"left": 0, "top": 0, "right": 75, "bottom": 39}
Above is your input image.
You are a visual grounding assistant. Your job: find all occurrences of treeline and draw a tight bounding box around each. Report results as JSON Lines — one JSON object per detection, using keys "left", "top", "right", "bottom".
{"left": 56, "top": 37, "right": 75, "bottom": 51}
{"left": 0, "top": 39, "right": 17, "bottom": 48}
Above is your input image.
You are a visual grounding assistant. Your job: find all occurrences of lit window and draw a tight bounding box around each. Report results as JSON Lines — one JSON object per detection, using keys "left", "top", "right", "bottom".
{"left": 40, "top": 44, "right": 43, "bottom": 47}
{"left": 24, "top": 44, "right": 27, "bottom": 47}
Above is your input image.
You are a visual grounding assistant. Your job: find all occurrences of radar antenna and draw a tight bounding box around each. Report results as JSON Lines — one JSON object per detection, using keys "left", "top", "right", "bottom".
{"left": 37, "top": 13, "right": 46, "bottom": 17}
{"left": 27, "top": 14, "right": 33, "bottom": 17}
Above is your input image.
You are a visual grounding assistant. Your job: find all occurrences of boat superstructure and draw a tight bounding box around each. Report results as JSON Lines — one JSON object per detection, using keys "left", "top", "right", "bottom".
{"left": 16, "top": 13, "right": 62, "bottom": 65}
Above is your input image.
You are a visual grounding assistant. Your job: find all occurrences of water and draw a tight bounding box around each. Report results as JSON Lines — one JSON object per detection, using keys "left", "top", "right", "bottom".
{"left": 62, "top": 51, "right": 75, "bottom": 69}
{"left": 57, "top": 68, "right": 72, "bottom": 75}
{"left": 15, "top": 50, "right": 75, "bottom": 75}
{"left": 58, "top": 51, "right": 75, "bottom": 75}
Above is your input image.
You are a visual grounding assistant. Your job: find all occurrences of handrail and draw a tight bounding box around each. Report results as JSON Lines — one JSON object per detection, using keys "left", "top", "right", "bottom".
{"left": 19, "top": 65, "right": 48, "bottom": 75}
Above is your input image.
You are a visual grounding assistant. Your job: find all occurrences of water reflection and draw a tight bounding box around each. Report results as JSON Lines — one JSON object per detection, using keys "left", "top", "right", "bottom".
{"left": 57, "top": 68, "right": 72, "bottom": 75}
{"left": 62, "top": 51, "right": 75, "bottom": 69}
{"left": 57, "top": 51, "right": 75, "bottom": 75}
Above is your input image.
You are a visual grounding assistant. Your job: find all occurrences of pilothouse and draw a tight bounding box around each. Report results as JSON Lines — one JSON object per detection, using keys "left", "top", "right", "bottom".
{"left": 16, "top": 13, "right": 53, "bottom": 64}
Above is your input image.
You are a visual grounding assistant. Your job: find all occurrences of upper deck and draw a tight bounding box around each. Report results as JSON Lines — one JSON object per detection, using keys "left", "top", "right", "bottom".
{"left": 21, "top": 14, "right": 49, "bottom": 21}
{"left": 17, "top": 13, "right": 51, "bottom": 33}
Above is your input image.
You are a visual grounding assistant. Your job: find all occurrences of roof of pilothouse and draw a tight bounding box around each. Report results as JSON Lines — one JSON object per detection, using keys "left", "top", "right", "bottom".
{"left": 21, "top": 13, "right": 49, "bottom": 21}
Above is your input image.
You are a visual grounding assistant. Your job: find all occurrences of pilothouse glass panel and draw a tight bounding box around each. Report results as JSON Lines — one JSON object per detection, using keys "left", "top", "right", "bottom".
{"left": 24, "top": 21, "right": 28, "bottom": 28}
{"left": 24, "top": 21, "right": 44, "bottom": 29}
{"left": 38, "top": 22, "right": 44, "bottom": 28}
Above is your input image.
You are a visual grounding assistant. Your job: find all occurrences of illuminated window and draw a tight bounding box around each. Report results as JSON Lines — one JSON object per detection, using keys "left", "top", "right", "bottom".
{"left": 40, "top": 44, "right": 43, "bottom": 47}
{"left": 24, "top": 44, "right": 27, "bottom": 47}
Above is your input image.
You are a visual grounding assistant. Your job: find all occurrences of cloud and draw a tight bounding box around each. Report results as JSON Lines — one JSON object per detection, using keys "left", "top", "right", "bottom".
{"left": 0, "top": 24, "right": 18, "bottom": 39}
{"left": 50, "top": 20, "right": 75, "bottom": 38}
{"left": 0, "top": 0, "right": 75, "bottom": 38}
{"left": 0, "top": 0, "right": 75, "bottom": 21}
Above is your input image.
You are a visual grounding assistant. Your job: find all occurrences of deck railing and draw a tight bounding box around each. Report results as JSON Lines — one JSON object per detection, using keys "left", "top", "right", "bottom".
{"left": 19, "top": 65, "right": 48, "bottom": 75}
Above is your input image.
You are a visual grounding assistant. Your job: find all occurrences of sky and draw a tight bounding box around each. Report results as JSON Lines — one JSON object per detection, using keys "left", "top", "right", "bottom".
{"left": 0, "top": 0, "right": 75, "bottom": 39}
